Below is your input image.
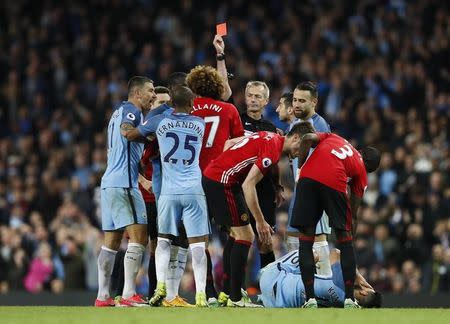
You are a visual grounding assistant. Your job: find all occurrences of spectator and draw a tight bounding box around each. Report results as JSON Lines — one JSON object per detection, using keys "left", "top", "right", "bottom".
{"left": 0, "top": 0, "right": 448, "bottom": 297}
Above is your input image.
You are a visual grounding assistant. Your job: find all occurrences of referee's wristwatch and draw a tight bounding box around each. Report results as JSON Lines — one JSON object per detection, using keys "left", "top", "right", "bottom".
{"left": 216, "top": 53, "right": 225, "bottom": 61}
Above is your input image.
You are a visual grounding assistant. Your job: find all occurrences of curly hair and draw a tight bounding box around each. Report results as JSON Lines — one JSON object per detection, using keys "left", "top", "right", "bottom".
{"left": 186, "top": 65, "right": 224, "bottom": 100}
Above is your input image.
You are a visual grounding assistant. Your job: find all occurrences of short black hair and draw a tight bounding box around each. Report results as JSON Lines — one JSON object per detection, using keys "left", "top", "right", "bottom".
{"left": 287, "top": 121, "right": 315, "bottom": 137}
{"left": 359, "top": 291, "right": 382, "bottom": 308}
{"left": 360, "top": 147, "right": 381, "bottom": 173}
{"left": 281, "top": 92, "right": 293, "bottom": 107}
{"left": 127, "top": 76, "right": 152, "bottom": 94}
{"left": 155, "top": 86, "right": 170, "bottom": 95}
{"left": 171, "top": 86, "right": 195, "bottom": 108}
{"left": 295, "top": 81, "right": 318, "bottom": 99}
{"left": 167, "top": 72, "right": 187, "bottom": 90}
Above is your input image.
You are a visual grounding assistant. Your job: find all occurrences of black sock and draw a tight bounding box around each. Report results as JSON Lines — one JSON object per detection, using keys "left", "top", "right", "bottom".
{"left": 148, "top": 253, "right": 157, "bottom": 297}
{"left": 205, "top": 249, "right": 218, "bottom": 299}
{"left": 222, "top": 236, "right": 235, "bottom": 295}
{"left": 299, "top": 237, "right": 315, "bottom": 300}
{"left": 260, "top": 251, "right": 275, "bottom": 268}
{"left": 230, "top": 240, "right": 251, "bottom": 302}
{"left": 110, "top": 250, "right": 125, "bottom": 298}
{"left": 337, "top": 239, "right": 356, "bottom": 300}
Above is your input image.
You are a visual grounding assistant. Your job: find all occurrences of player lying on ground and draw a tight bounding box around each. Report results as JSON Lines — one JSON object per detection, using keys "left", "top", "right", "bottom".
{"left": 259, "top": 248, "right": 382, "bottom": 308}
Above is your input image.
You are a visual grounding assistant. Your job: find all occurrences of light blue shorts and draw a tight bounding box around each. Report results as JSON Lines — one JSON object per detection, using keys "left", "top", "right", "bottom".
{"left": 287, "top": 186, "right": 331, "bottom": 235}
{"left": 101, "top": 187, "right": 147, "bottom": 231}
{"left": 157, "top": 194, "right": 210, "bottom": 238}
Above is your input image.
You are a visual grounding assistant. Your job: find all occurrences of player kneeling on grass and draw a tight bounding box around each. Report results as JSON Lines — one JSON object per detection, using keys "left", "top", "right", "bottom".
{"left": 125, "top": 86, "right": 210, "bottom": 307}
{"left": 259, "top": 249, "right": 382, "bottom": 308}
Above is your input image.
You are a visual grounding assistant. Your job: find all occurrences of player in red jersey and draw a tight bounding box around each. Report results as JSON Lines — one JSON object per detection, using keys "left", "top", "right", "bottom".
{"left": 187, "top": 65, "right": 244, "bottom": 171}
{"left": 202, "top": 123, "right": 309, "bottom": 307}
{"left": 186, "top": 64, "right": 244, "bottom": 306}
{"left": 289, "top": 122, "right": 381, "bottom": 308}
{"left": 138, "top": 142, "right": 158, "bottom": 296}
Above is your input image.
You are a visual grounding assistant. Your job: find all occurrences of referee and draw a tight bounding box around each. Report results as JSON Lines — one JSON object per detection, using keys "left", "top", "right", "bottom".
{"left": 240, "top": 80, "right": 283, "bottom": 269}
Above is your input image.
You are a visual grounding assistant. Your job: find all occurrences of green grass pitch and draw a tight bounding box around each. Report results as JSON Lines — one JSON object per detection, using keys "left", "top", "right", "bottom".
{"left": 1, "top": 307, "right": 449, "bottom": 324}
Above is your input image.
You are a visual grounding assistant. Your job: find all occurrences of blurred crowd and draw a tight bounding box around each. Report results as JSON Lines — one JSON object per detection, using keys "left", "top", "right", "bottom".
{"left": 0, "top": 0, "right": 449, "bottom": 295}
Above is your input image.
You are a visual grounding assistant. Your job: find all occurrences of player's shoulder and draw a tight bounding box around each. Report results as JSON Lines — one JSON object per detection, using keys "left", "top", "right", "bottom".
{"left": 187, "top": 114, "right": 205, "bottom": 125}
{"left": 121, "top": 101, "right": 139, "bottom": 114}
{"left": 120, "top": 101, "right": 141, "bottom": 124}
{"left": 312, "top": 113, "right": 331, "bottom": 131}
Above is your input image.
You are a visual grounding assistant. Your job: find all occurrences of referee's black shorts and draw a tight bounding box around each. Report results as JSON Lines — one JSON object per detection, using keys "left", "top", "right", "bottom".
{"left": 202, "top": 176, "right": 250, "bottom": 228}
{"left": 290, "top": 177, "right": 352, "bottom": 232}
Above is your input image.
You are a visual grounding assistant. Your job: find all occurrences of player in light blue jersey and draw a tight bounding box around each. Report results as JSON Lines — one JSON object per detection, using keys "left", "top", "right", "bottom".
{"left": 136, "top": 86, "right": 210, "bottom": 307}
{"left": 95, "top": 76, "right": 156, "bottom": 308}
{"left": 259, "top": 249, "right": 382, "bottom": 308}
{"left": 124, "top": 74, "right": 198, "bottom": 307}
{"left": 284, "top": 81, "right": 332, "bottom": 278}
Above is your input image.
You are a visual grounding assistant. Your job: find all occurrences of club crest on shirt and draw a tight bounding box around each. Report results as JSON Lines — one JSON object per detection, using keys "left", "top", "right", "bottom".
{"left": 126, "top": 113, "right": 136, "bottom": 121}
{"left": 262, "top": 158, "right": 272, "bottom": 168}
{"left": 241, "top": 213, "right": 249, "bottom": 222}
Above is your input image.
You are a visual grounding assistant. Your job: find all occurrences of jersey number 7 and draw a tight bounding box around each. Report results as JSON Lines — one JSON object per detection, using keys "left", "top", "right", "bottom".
{"left": 204, "top": 116, "right": 220, "bottom": 148}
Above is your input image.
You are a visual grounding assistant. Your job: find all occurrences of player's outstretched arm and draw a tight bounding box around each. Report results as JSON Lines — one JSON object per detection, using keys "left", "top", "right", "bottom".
{"left": 213, "top": 35, "right": 232, "bottom": 101}
{"left": 297, "top": 133, "right": 319, "bottom": 167}
{"left": 242, "top": 165, "right": 274, "bottom": 244}
{"left": 223, "top": 136, "right": 246, "bottom": 151}
{"left": 121, "top": 123, "right": 146, "bottom": 142}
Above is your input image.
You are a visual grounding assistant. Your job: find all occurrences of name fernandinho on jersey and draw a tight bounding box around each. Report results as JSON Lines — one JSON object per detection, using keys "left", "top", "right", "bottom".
{"left": 192, "top": 103, "right": 223, "bottom": 112}
{"left": 157, "top": 120, "right": 204, "bottom": 138}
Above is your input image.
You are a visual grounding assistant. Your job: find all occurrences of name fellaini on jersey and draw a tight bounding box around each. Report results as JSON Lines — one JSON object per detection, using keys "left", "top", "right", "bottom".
{"left": 192, "top": 102, "right": 223, "bottom": 113}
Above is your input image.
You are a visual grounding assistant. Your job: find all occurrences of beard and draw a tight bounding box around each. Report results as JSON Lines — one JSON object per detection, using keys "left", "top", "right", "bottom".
{"left": 294, "top": 109, "right": 309, "bottom": 120}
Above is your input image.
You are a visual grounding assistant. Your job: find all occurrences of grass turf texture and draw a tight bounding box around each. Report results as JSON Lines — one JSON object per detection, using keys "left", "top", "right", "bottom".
{"left": 1, "top": 307, "right": 449, "bottom": 324}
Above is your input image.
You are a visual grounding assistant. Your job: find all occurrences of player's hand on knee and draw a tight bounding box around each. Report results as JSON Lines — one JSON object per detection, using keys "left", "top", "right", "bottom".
{"left": 256, "top": 220, "right": 274, "bottom": 245}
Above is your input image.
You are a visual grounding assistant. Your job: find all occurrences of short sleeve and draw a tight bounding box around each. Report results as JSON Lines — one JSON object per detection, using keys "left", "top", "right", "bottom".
{"left": 350, "top": 171, "right": 367, "bottom": 198}
{"left": 121, "top": 105, "right": 140, "bottom": 127}
{"left": 254, "top": 137, "right": 282, "bottom": 175}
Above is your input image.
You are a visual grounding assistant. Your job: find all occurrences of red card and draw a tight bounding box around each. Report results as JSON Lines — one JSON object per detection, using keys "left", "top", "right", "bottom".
{"left": 216, "top": 23, "right": 227, "bottom": 36}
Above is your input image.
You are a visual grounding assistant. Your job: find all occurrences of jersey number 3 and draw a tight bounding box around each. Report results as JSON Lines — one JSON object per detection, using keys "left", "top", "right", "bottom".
{"left": 331, "top": 144, "right": 353, "bottom": 160}
{"left": 163, "top": 132, "right": 198, "bottom": 165}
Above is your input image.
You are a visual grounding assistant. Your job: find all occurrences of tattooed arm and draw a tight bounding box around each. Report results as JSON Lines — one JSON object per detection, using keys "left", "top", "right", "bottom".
{"left": 120, "top": 123, "right": 147, "bottom": 142}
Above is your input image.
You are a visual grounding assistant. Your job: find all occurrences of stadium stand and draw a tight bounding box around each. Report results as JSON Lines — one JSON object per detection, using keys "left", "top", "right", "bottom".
{"left": 0, "top": 0, "right": 449, "bottom": 297}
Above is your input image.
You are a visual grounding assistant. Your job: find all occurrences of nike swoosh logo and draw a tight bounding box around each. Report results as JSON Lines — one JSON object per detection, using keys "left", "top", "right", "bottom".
{"left": 141, "top": 119, "right": 148, "bottom": 125}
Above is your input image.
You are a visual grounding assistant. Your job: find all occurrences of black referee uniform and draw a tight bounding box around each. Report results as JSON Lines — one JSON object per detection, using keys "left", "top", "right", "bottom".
{"left": 240, "top": 113, "right": 278, "bottom": 232}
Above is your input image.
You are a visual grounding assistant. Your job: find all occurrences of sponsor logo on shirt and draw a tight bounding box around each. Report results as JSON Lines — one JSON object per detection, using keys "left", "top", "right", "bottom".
{"left": 127, "top": 113, "right": 136, "bottom": 121}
